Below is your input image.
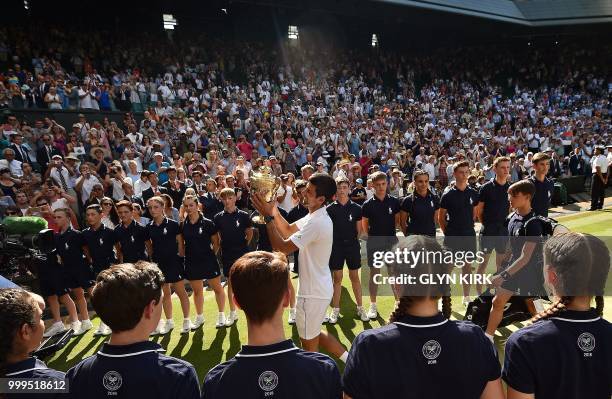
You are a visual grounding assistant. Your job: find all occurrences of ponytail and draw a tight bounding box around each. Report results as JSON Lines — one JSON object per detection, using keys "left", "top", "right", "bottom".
{"left": 531, "top": 295, "right": 571, "bottom": 323}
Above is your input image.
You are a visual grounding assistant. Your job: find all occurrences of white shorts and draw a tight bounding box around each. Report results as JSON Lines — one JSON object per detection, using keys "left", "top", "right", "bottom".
{"left": 295, "top": 297, "right": 329, "bottom": 340}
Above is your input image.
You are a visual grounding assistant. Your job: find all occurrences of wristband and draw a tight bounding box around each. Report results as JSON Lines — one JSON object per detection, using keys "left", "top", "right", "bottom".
{"left": 500, "top": 270, "right": 511, "bottom": 281}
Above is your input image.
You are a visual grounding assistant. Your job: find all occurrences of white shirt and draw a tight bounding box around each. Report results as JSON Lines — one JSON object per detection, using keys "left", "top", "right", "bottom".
{"left": 289, "top": 207, "right": 334, "bottom": 300}
{"left": 0, "top": 159, "right": 22, "bottom": 177}
{"left": 111, "top": 177, "right": 133, "bottom": 201}
{"left": 76, "top": 174, "right": 102, "bottom": 204}
{"left": 134, "top": 179, "right": 151, "bottom": 197}
{"left": 50, "top": 167, "right": 74, "bottom": 189}
{"left": 591, "top": 154, "right": 608, "bottom": 174}
{"left": 276, "top": 185, "right": 295, "bottom": 213}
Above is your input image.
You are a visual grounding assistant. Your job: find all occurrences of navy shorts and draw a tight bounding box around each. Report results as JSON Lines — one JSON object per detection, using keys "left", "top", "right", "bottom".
{"left": 221, "top": 249, "right": 248, "bottom": 277}
{"left": 62, "top": 263, "right": 95, "bottom": 290}
{"left": 443, "top": 232, "right": 477, "bottom": 254}
{"left": 155, "top": 257, "right": 184, "bottom": 284}
{"left": 184, "top": 256, "right": 222, "bottom": 280}
{"left": 329, "top": 242, "right": 361, "bottom": 270}
{"left": 38, "top": 256, "right": 69, "bottom": 297}
{"left": 480, "top": 225, "right": 509, "bottom": 254}
{"left": 366, "top": 239, "right": 396, "bottom": 269}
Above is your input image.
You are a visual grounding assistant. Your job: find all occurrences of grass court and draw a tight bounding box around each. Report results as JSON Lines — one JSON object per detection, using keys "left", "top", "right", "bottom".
{"left": 47, "top": 210, "right": 612, "bottom": 379}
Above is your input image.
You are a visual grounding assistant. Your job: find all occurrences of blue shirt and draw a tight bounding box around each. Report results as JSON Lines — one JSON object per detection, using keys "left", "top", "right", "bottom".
{"left": 503, "top": 309, "right": 611, "bottom": 398}
{"left": 326, "top": 200, "right": 362, "bottom": 244}
{"left": 400, "top": 191, "right": 440, "bottom": 237}
{"left": 149, "top": 162, "right": 170, "bottom": 184}
{"left": 114, "top": 220, "right": 150, "bottom": 263}
{"left": 82, "top": 224, "right": 117, "bottom": 271}
{"left": 202, "top": 339, "right": 341, "bottom": 398}
{"left": 67, "top": 341, "right": 200, "bottom": 399}
{"left": 528, "top": 175, "right": 554, "bottom": 217}
{"left": 181, "top": 215, "right": 218, "bottom": 261}
{"left": 440, "top": 185, "right": 479, "bottom": 235}
{"left": 478, "top": 178, "right": 510, "bottom": 226}
{"left": 361, "top": 194, "right": 400, "bottom": 237}
{"left": 54, "top": 227, "right": 88, "bottom": 268}
{"left": 344, "top": 313, "right": 500, "bottom": 399}
{"left": 147, "top": 218, "right": 180, "bottom": 263}
{"left": 213, "top": 209, "right": 252, "bottom": 253}
{"left": 5, "top": 357, "right": 65, "bottom": 399}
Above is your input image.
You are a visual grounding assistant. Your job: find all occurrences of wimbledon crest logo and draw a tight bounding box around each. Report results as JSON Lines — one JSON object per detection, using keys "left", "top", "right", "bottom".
{"left": 103, "top": 370, "right": 123, "bottom": 392}
{"left": 258, "top": 370, "right": 279, "bottom": 392}
{"left": 422, "top": 340, "right": 442, "bottom": 362}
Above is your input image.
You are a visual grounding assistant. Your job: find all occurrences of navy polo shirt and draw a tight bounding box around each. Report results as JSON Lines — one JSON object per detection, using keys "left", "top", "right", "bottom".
{"left": 507, "top": 211, "right": 543, "bottom": 264}
{"left": 114, "top": 220, "right": 150, "bottom": 263}
{"left": 253, "top": 207, "right": 288, "bottom": 252}
{"left": 5, "top": 358, "right": 65, "bottom": 399}
{"left": 213, "top": 209, "right": 252, "bottom": 253}
{"left": 503, "top": 309, "right": 611, "bottom": 398}
{"left": 343, "top": 313, "right": 500, "bottom": 399}
{"left": 66, "top": 341, "right": 200, "bottom": 399}
{"left": 326, "top": 200, "right": 362, "bottom": 244}
{"left": 529, "top": 175, "right": 554, "bottom": 217}
{"left": 202, "top": 339, "right": 341, "bottom": 398}
{"left": 147, "top": 218, "right": 180, "bottom": 263}
{"left": 478, "top": 178, "right": 510, "bottom": 226}
{"left": 200, "top": 192, "right": 223, "bottom": 221}
{"left": 400, "top": 191, "right": 440, "bottom": 237}
{"left": 440, "top": 185, "right": 479, "bottom": 235}
{"left": 361, "top": 194, "right": 400, "bottom": 236}
{"left": 54, "top": 228, "right": 87, "bottom": 267}
{"left": 82, "top": 225, "right": 117, "bottom": 271}
{"left": 181, "top": 215, "right": 218, "bottom": 260}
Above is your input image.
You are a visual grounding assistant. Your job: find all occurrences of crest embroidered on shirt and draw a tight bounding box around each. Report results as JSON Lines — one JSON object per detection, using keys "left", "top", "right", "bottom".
{"left": 130, "top": 235, "right": 135, "bottom": 243}
{"left": 199, "top": 227, "right": 203, "bottom": 235}
{"left": 388, "top": 207, "right": 392, "bottom": 214}
{"left": 430, "top": 200, "right": 434, "bottom": 207}
{"left": 163, "top": 227, "right": 168, "bottom": 235}
{"left": 349, "top": 214, "right": 353, "bottom": 221}
{"left": 99, "top": 238, "right": 104, "bottom": 246}
{"left": 65, "top": 242, "right": 69, "bottom": 250}
{"left": 236, "top": 220, "right": 240, "bottom": 227}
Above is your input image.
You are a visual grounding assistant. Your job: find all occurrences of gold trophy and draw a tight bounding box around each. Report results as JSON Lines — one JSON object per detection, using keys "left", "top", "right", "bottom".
{"left": 250, "top": 166, "right": 280, "bottom": 224}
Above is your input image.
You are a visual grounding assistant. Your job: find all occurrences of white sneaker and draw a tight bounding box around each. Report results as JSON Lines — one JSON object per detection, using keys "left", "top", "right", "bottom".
{"left": 225, "top": 311, "right": 238, "bottom": 326}
{"left": 192, "top": 314, "right": 205, "bottom": 330}
{"left": 357, "top": 306, "right": 369, "bottom": 322}
{"left": 215, "top": 313, "right": 227, "bottom": 328}
{"left": 181, "top": 319, "right": 194, "bottom": 334}
{"left": 75, "top": 319, "right": 93, "bottom": 336}
{"left": 94, "top": 321, "right": 109, "bottom": 336}
{"left": 69, "top": 321, "right": 81, "bottom": 335}
{"left": 327, "top": 308, "right": 340, "bottom": 324}
{"left": 288, "top": 308, "right": 296, "bottom": 325}
{"left": 43, "top": 321, "right": 67, "bottom": 337}
{"left": 366, "top": 303, "right": 378, "bottom": 320}
{"left": 159, "top": 319, "right": 174, "bottom": 334}
{"left": 150, "top": 320, "right": 164, "bottom": 336}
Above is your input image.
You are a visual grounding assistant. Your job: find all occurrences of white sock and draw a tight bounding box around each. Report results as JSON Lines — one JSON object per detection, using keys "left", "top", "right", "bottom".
{"left": 290, "top": 308, "right": 296, "bottom": 314}
{"left": 184, "top": 318, "right": 190, "bottom": 322}
{"left": 485, "top": 333, "right": 494, "bottom": 343}
{"left": 339, "top": 351, "right": 349, "bottom": 363}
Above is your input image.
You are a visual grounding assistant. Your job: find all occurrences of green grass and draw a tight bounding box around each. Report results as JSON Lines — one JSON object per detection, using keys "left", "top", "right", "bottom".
{"left": 46, "top": 210, "right": 612, "bottom": 380}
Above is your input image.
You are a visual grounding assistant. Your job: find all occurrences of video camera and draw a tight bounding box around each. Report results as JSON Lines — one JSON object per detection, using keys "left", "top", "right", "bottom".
{"left": 0, "top": 217, "right": 55, "bottom": 285}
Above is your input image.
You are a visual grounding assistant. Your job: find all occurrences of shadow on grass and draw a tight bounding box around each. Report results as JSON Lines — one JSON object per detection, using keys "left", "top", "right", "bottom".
{"left": 183, "top": 327, "right": 227, "bottom": 381}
